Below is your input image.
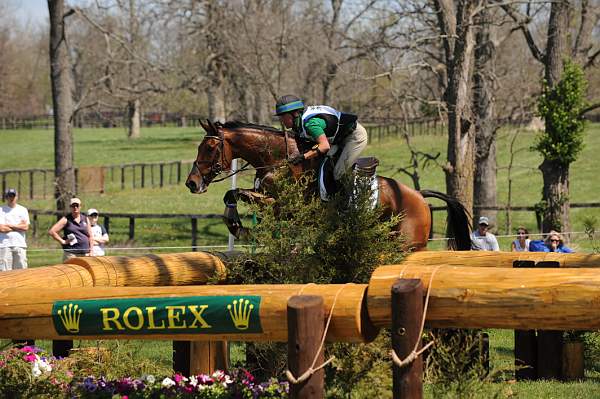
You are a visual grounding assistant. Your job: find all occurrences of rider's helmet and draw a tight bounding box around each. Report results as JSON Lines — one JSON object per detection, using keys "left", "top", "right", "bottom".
{"left": 275, "top": 95, "right": 305, "bottom": 116}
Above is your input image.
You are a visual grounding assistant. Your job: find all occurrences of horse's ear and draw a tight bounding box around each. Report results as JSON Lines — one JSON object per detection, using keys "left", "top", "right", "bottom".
{"left": 199, "top": 119, "right": 211, "bottom": 134}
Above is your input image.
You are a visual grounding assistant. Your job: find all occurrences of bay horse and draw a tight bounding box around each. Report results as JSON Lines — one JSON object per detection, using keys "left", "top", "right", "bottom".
{"left": 185, "top": 120, "right": 471, "bottom": 251}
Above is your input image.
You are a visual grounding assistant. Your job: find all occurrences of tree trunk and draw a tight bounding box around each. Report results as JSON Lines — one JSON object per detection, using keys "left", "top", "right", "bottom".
{"left": 539, "top": 159, "right": 570, "bottom": 235}
{"left": 443, "top": 1, "right": 477, "bottom": 215}
{"left": 541, "top": 1, "right": 571, "bottom": 235}
{"left": 207, "top": 84, "right": 226, "bottom": 122}
{"left": 48, "top": 0, "right": 75, "bottom": 211}
{"left": 473, "top": 5, "right": 498, "bottom": 227}
{"left": 127, "top": 99, "right": 141, "bottom": 139}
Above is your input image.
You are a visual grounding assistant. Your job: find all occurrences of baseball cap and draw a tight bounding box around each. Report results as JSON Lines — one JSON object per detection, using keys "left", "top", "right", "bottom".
{"left": 70, "top": 198, "right": 82, "bottom": 206}
{"left": 478, "top": 216, "right": 489, "bottom": 226}
{"left": 4, "top": 188, "right": 17, "bottom": 197}
{"left": 87, "top": 208, "right": 99, "bottom": 216}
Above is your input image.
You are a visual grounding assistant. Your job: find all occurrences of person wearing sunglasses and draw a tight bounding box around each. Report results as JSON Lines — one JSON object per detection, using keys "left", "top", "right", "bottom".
{"left": 511, "top": 226, "right": 531, "bottom": 252}
{"left": 48, "top": 198, "right": 93, "bottom": 261}
{"left": 528, "top": 230, "right": 573, "bottom": 253}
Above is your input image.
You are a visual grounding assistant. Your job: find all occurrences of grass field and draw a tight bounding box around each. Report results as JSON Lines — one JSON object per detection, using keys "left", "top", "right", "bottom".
{"left": 1, "top": 124, "right": 599, "bottom": 397}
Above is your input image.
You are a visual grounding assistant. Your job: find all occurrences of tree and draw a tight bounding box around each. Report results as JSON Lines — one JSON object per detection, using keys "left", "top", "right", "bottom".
{"left": 502, "top": 0, "right": 600, "bottom": 234}
{"left": 48, "top": 0, "right": 75, "bottom": 211}
{"left": 433, "top": 0, "right": 479, "bottom": 213}
{"left": 473, "top": 4, "right": 499, "bottom": 225}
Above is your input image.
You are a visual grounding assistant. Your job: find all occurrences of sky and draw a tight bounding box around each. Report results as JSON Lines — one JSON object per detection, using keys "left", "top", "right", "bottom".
{"left": 14, "top": 0, "right": 49, "bottom": 25}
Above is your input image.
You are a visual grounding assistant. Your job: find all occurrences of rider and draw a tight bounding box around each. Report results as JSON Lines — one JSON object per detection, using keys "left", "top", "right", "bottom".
{"left": 275, "top": 95, "right": 368, "bottom": 182}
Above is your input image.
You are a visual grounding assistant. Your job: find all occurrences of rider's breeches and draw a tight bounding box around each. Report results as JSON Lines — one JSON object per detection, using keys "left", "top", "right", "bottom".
{"left": 334, "top": 122, "right": 368, "bottom": 181}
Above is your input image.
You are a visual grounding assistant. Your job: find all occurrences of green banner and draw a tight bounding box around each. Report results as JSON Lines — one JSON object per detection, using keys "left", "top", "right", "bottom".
{"left": 52, "top": 296, "right": 262, "bottom": 336}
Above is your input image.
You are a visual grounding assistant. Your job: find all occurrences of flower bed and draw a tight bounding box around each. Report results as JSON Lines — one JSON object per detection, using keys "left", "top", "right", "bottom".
{"left": 0, "top": 346, "right": 288, "bottom": 398}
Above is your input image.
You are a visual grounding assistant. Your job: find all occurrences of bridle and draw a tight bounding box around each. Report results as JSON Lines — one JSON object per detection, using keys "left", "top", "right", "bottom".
{"left": 192, "top": 123, "right": 294, "bottom": 187}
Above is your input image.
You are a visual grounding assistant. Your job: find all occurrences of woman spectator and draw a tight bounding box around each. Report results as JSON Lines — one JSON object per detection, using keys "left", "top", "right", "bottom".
{"left": 48, "top": 198, "right": 93, "bottom": 261}
{"left": 511, "top": 227, "right": 531, "bottom": 252}
{"left": 529, "top": 230, "right": 574, "bottom": 253}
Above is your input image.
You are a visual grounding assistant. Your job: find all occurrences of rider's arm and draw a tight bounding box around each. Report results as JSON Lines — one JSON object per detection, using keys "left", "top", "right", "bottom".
{"left": 303, "top": 118, "right": 330, "bottom": 160}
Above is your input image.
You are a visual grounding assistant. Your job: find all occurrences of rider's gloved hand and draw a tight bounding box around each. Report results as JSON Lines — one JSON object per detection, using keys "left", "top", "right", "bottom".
{"left": 289, "top": 153, "right": 305, "bottom": 165}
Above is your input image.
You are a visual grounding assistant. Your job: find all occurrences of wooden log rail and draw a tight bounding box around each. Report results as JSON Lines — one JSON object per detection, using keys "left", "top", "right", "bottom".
{"left": 367, "top": 265, "right": 600, "bottom": 331}
{"left": 0, "top": 252, "right": 227, "bottom": 289}
{"left": 0, "top": 284, "right": 375, "bottom": 343}
{"left": 402, "top": 251, "right": 600, "bottom": 269}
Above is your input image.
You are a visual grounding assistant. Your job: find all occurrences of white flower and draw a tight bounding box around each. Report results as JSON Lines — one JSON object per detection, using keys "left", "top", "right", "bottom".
{"left": 143, "top": 374, "right": 156, "bottom": 384}
{"left": 31, "top": 364, "right": 42, "bottom": 377}
{"left": 189, "top": 375, "right": 198, "bottom": 387}
{"left": 212, "top": 370, "right": 225, "bottom": 379}
{"left": 161, "top": 377, "right": 176, "bottom": 388}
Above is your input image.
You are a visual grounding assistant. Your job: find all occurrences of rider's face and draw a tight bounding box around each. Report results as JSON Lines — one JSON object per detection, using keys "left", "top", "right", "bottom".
{"left": 279, "top": 113, "right": 294, "bottom": 129}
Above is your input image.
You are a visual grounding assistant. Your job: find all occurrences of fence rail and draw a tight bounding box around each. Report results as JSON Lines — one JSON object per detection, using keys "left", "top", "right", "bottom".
{"left": 29, "top": 209, "right": 223, "bottom": 251}
{"left": 0, "top": 160, "right": 194, "bottom": 199}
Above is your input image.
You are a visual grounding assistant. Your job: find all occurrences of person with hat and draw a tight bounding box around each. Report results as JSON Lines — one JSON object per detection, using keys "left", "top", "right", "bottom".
{"left": 87, "top": 208, "right": 109, "bottom": 256}
{"left": 274, "top": 94, "right": 368, "bottom": 181}
{"left": 0, "top": 189, "right": 30, "bottom": 270}
{"left": 470, "top": 216, "right": 500, "bottom": 251}
{"left": 48, "top": 198, "right": 93, "bottom": 261}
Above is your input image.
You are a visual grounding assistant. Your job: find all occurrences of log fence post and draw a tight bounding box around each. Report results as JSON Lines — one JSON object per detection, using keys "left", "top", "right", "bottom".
{"left": 141, "top": 164, "right": 146, "bottom": 188}
{"left": 1, "top": 172, "right": 5, "bottom": 194}
{"left": 514, "top": 260, "right": 538, "bottom": 380}
{"left": 104, "top": 216, "right": 110, "bottom": 234}
{"left": 17, "top": 171, "right": 22, "bottom": 194}
{"left": 43, "top": 171, "right": 47, "bottom": 199}
{"left": 121, "top": 166, "right": 125, "bottom": 190}
{"left": 191, "top": 217, "right": 198, "bottom": 251}
{"left": 32, "top": 213, "right": 38, "bottom": 238}
{"left": 287, "top": 295, "right": 325, "bottom": 399}
{"left": 177, "top": 161, "right": 182, "bottom": 184}
{"left": 536, "top": 261, "right": 563, "bottom": 380}
{"left": 160, "top": 163, "right": 164, "bottom": 187}
{"left": 29, "top": 171, "right": 34, "bottom": 199}
{"left": 392, "top": 279, "right": 424, "bottom": 399}
{"left": 128, "top": 217, "right": 135, "bottom": 240}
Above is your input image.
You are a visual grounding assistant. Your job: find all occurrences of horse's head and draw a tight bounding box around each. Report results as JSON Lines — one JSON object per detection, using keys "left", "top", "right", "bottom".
{"left": 186, "top": 120, "right": 231, "bottom": 194}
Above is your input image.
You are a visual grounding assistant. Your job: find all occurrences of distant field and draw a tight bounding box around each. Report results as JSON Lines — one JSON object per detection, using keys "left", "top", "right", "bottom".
{"left": 1, "top": 123, "right": 599, "bottom": 267}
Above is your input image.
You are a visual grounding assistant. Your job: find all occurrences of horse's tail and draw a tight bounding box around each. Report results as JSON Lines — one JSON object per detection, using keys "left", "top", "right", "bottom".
{"left": 419, "top": 190, "right": 472, "bottom": 251}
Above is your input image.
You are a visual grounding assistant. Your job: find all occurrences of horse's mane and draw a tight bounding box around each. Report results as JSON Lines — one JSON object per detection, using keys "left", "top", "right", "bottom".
{"left": 220, "top": 120, "right": 285, "bottom": 136}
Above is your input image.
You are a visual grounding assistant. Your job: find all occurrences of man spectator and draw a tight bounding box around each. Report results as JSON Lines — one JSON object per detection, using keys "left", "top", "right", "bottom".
{"left": 87, "top": 208, "right": 109, "bottom": 256}
{"left": 0, "top": 189, "right": 30, "bottom": 270}
{"left": 470, "top": 216, "right": 500, "bottom": 251}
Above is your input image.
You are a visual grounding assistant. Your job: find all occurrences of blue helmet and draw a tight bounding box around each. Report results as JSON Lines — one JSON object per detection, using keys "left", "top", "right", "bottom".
{"left": 275, "top": 95, "right": 305, "bottom": 116}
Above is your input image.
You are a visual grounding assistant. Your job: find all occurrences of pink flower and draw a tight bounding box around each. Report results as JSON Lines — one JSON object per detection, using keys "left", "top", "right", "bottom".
{"left": 23, "top": 354, "right": 37, "bottom": 362}
{"left": 173, "top": 373, "right": 183, "bottom": 383}
{"left": 122, "top": 396, "right": 128, "bottom": 399}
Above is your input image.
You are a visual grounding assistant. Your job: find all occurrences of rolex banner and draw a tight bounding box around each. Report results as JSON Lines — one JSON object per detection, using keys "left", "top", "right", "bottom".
{"left": 52, "top": 296, "right": 262, "bottom": 336}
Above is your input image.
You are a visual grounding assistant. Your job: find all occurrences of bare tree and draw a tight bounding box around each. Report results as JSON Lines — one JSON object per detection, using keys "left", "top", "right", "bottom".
{"left": 48, "top": 0, "right": 75, "bottom": 211}
{"left": 473, "top": 4, "right": 500, "bottom": 225}
{"left": 433, "top": 0, "right": 480, "bottom": 214}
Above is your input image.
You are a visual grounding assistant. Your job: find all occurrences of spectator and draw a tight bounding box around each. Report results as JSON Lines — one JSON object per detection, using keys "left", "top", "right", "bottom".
{"left": 529, "top": 230, "right": 573, "bottom": 253}
{"left": 48, "top": 198, "right": 93, "bottom": 261}
{"left": 470, "top": 216, "right": 500, "bottom": 251}
{"left": 87, "top": 208, "right": 109, "bottom": 256}
{"left": 0, "top": 189, "right": 30, "bottom": 270}
{"left": 511, "top": 226, "right": 531, "bottom": 252}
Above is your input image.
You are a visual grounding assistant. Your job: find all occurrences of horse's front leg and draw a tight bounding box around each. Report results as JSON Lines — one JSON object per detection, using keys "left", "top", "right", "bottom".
{"left": 222, "top": 189, "right": 275, "bottom": 238}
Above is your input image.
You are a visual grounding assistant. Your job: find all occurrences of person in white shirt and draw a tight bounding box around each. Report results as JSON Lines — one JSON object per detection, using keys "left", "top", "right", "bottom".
{"left": 470, "top": 216, "right": 500, "bottom": 251}
{"left": 87, "top": 208, "right": 109, "bottom": 256}
{"left": 0, "top": 189, "right": 30, "bottom": 269}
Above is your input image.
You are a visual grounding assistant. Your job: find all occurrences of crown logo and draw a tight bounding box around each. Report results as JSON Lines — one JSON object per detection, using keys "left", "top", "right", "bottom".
{"left": 227, "top": 298, "right": 254, "bottom": 330}
{"left": 57, "top": 303, "right": 83, "bottom": 333}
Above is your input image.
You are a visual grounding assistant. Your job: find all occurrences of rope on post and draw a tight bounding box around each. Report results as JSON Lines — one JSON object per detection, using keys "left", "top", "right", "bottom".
{"left": 390, "top": 266, "right": 442, "bottom": 368}
{"left": 285, "top": 283, "right": 353, "bottom": 384}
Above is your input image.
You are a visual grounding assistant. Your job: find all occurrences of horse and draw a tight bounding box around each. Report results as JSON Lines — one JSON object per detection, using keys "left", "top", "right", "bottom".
{"left": 185, "top": 120, "right": 471, "bottom": 251}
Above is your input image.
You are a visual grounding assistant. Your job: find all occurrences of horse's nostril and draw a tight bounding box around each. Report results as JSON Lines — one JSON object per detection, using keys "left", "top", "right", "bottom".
{"left": 186, "top": 180, "right": 197, "bottom": 192}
